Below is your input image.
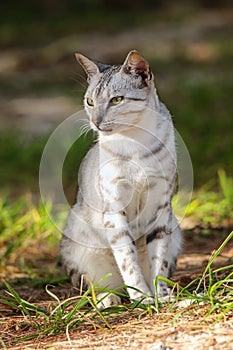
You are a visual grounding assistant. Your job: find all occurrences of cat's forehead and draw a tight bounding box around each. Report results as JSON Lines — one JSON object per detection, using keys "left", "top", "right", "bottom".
{"left": 87, "top": 64, "right": 142, "bottom": 97}
{"left": 94, "top": 65, "right": 121, "bottom": 96}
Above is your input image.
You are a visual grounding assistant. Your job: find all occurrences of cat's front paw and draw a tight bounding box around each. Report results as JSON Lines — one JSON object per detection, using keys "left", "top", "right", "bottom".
{"left": 155, "top": 281, "right": 173, "bottom": 302}
{"left": 131, "top": 294, "right": 155, "bottom": 305}
{"left": 140, "top": 296, "right": 155, "bottom": 305}
{"left": 97, "top": 292, "right": 121, "bottom": 310}
{"left": 129, "top": 288, "right": 154, "bottom": 305}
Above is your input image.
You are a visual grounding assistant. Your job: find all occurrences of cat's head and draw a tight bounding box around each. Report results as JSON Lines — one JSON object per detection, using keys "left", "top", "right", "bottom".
{"left": 76, "top": 50, "right": 156, "bottom": 134}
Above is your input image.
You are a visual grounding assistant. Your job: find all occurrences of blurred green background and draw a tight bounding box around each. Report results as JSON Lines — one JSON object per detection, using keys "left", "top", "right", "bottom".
{"left": 0, "top": 0, "right": 233, "bottom": 197}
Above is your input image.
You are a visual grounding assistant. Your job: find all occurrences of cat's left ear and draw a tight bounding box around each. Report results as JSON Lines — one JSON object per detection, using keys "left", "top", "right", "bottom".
{"left": 75, "top": 53, "right": 99, "bottom": 81}
{"left": 75, "top": 53, "right": 111, "bottom": 82}
{"left": 122, "top": 50, "right": 152, "bottom": 85}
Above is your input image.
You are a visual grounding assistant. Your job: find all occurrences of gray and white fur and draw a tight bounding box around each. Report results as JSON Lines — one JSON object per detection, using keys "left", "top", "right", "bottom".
{"left": 60, "top": 50, "right": 181, "bottom": 308}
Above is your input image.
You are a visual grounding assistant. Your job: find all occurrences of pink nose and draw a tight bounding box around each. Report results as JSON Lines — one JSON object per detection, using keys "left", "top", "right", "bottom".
{"left": 92, "top": 119, "right": 99, "bottom": 127}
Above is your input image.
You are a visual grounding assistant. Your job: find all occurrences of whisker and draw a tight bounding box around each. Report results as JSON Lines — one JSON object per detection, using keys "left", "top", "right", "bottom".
{"left": 79, "top": 123, "right": 89, "bottom": 133}
{"left": 77, "top": 121, "right": 94, "bottom": 140}
{"left": 72, "top": 73, "right": 88, "bottom": 89}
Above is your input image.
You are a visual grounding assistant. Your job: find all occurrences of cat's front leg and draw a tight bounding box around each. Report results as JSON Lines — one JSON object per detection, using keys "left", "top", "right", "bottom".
{"left": 104, "top": 212, "right": 153, "bottom": 303}
{"left": 146, "top": 224, "right": 173, "bottom": 299}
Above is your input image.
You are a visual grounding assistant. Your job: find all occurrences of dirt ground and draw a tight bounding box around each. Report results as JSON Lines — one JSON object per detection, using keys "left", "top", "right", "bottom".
{"left": 1, "top": 229, "right": 233, "bottom": 350}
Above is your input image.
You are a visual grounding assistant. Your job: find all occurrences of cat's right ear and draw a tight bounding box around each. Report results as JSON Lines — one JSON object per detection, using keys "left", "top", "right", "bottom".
{"left": 122, "top": 50, "right": 152, "bottom": 86}
{"left": 75, "top": 53, "right": 99, "bottom": 81}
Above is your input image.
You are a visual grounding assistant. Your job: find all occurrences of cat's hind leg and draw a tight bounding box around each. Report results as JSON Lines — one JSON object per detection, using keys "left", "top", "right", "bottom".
{"left": 60, "top": 235, "right": 123, "bottom": 308}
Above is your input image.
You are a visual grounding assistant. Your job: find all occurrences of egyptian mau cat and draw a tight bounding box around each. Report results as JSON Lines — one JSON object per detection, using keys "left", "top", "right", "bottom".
{"left": 60, "top": 50, "right": 181, "bottom": 308}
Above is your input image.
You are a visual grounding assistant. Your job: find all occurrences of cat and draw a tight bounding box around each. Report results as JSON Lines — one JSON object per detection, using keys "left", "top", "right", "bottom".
{"left": 60, "top": 50, "right": 181, "bottom": 308}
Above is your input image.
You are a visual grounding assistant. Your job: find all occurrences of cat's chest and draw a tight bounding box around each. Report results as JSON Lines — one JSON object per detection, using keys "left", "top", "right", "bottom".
{"left": 97, "top": 137, "right": 167, "bottom": 211}
{"left": 99, "top": 139, "right": 158, "bottom": 181}
{"left": 99, "top": 152, "right": 148, "bottom": 189}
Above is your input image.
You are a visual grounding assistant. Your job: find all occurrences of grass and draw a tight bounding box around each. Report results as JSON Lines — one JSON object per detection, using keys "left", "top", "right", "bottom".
{"left": 0, "top": 194, "right": 62, "bottom": 281}
{"left": 174, "top": 169, "right": 233, "bottom": 228}
{"left": 0, "top": 191, "right": 232, "bottom": 347}
{"left": 0, "top": 231, "right": 232, "bottom": 346}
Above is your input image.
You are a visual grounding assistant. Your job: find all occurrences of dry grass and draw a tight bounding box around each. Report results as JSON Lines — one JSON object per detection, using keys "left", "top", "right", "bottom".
{"left": 1, "top": 230, "right": 233, "bottom": 350}
{"left": 1, "top": 306, "right": 233, "bottom": 349}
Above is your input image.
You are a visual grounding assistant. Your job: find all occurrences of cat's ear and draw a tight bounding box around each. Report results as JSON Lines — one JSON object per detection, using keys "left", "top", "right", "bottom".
{"left": 75, "top": 53, "right": 99, "bottom": 80}
{"left": 122, "top": 50, "right": 152, "bottom": 85}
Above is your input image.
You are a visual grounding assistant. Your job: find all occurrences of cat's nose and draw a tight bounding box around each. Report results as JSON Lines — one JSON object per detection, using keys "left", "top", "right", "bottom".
{"left": 92, "top": 119, "right": 102, "bottom": 128}
{"left": 92, "top": 119, "right": 99, "bottom": 127}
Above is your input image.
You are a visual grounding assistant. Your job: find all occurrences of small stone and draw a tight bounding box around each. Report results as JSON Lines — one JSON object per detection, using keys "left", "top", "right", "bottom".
{"left": 148, "top": 341, "right": 170, "bottom": 350}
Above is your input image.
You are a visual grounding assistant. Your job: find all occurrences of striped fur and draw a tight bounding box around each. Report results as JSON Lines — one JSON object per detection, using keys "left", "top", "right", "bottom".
{"left": 60, "top": 51, "right": 181, "bottom": 308}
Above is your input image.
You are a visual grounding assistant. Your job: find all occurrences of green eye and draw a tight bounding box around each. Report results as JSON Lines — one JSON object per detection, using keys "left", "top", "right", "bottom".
{"left": 86, "top": 97, "right": 94, "bottom": 106}
{"left": 110, "top": 96, "right": 124, "bottom": 105}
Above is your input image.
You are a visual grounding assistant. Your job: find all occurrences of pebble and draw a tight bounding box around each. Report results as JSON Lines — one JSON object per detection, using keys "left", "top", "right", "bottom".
{"left": 147, "top": 341, "right": 171, "bottom": 350}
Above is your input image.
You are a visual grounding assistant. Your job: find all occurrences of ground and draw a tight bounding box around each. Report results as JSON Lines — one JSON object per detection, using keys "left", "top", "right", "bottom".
{"left": 1, "top": 229, "right": 232, "bottom": 349}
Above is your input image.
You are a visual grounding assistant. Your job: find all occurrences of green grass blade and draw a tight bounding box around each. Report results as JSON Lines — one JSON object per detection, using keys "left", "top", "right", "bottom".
{"left": 196, "top": 231, "right": 233, "bottom": 292}
{"left": 12, "top": 333, "right": 40, "bottom": 343}
{"left": 0, "top": 297, "right": 20, "bottom": 310}
{"left": 3, "top": 281, "right": 32, "bottom": 317}
{"left": 212, "top": 264, "right": 233, "bottom": 274}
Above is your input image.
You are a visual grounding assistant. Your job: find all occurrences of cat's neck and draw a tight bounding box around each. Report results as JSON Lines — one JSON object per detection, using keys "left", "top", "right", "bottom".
{"left": 98, "top": 108, "right": 160, "bottom": 156}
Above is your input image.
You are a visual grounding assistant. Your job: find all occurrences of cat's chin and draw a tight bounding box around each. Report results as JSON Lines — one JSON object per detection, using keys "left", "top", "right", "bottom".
{"left": 101, "top": 124, "right": 131, "bottom": 134}
{"left": 98, "top": 127, "right": 113, "bottom": 133}
{"left": 98, "top": 126, "right": 122, "bottom": 134}
{"left": 99, "top": 128, "right": 128, "bottom": 136}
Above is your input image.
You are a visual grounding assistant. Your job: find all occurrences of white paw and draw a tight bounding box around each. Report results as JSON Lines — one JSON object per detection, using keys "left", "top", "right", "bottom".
{"left": 140, "top": 296, "right": 155, "bottom": 305}
{"left": 97, "top": 292, "right": 121, "bottom": 310}
{"left": 153, "top": 280, "right": 173, "bottom": 302}
{"left": 129, "top": 288, "right": 154, "bottom": 305}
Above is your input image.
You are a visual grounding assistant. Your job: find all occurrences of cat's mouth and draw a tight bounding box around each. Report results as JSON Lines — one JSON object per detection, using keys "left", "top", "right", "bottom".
{"left": 90, "top": 121, "right": 113, "bottom": 132}
{"left": 99, "top": 126, "right": 113, "bottom": 132}
{"left": 95, "top": 123, "right": 113, "bottom": 132}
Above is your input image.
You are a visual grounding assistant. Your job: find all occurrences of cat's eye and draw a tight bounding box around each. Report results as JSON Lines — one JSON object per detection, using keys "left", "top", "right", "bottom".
{"left": 86, "top": 97, "right": 94, "bottom": 106}
{"left": 110, "top": 96, "right": 124, "bottom": 105}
